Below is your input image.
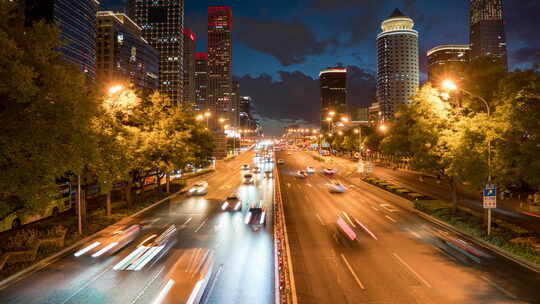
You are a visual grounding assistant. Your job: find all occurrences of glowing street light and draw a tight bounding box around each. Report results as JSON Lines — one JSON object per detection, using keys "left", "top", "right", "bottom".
{"left": 196, "top": 114, "right": 204, "bottom": 121}
{"left": 338, "top": 131, "right": 343, "bottom": 136}
{"left": 108, "top": 85, "right": 124, "bottom": 95}
{"left": 442, "top": 79, "right": 457, "bottom": 91}
{"left": 379, "top": 124, "right": 387, "bottom": 132}
{"left": 326, "top": 117, "right": 332, "bottom": 121}
{"left": 341, "top": 117, "right": 349, "bottom": 123}
{"left": 328, "top": 111, "right": 336, "bottom": 117}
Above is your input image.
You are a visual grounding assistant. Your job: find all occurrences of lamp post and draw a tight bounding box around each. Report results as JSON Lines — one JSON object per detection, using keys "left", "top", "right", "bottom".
{"left": 443, "top": 79, "right": 493, "bottom": 235}
{"left": 354, "top": 128, "right": 362, "bottom": 169}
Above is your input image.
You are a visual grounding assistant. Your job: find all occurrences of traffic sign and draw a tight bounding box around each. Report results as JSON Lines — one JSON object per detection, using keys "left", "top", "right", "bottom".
{"left": 483, "top": 184, "right": 496, "bottom": 209}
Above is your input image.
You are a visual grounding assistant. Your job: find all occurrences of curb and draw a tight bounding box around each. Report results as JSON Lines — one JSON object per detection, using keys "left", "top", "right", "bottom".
{"left": 0, "top": 175, "right": 212, "bottom": 291}
{"left": 349, "top": 177, "right": 540, "bottom": 275}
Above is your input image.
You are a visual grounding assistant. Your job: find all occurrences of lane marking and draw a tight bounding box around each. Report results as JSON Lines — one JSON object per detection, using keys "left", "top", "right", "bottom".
{"left": 385, "top": 215, "right": 397, "bottom": 223}
{"left": 340, "top": 254, "right": 365, "bottom": 290}
{"left": 406, "top": 228, "right": 421, "bottom": 239}
{"left": 306, "top": 183, "right": 313, "bottom": 187}
{"left": 371, "top": 206, "right": 379, "bottom": 212}
{"left": 316, "top": 214, "right": 325, "bottom": 226}
{"left": 194, "top": 218, "right": 208, "bottom": 233}
{"left": 392, "top": 253, "right": 431, "bottom": 288}
{"left": 130, "top": 265, "right": 166, "bottom": 304}
{"left": 61, "top": 266, "right": 113, "bottom": 304}
{"left": 480, "top": 276, "right": 517, "bottom": 299}
{"left": 354, "top": 219, "right": 378, "bottom": 240}
{"left": 182, "top": 217, "right": 192, "bottom": 226}
{"left": 380, "top": 204, "right": 399, "bottom": 213}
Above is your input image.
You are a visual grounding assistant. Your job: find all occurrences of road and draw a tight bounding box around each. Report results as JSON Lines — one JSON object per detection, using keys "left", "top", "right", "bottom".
{"left": 0, "top": 150, "right": 275, "bottom": 304}
{"left": 277, "top": 150, "right": 540, "bottom": 304}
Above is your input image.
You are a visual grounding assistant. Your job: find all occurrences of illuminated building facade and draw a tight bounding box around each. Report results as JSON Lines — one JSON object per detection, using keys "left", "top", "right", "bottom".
{"left": 194, "top": 52, "right": 208, "bottom": 112}
{"left": 96, "top": 11, "right": 159, "bottom": 89}
{"left": 376, "top": 9, "right": 419, "bottom": 120}
{"left": 469, "top": 0, "right": 507, "bottom": 67}
{"left": 183, "top": 29, "right": 196, "bottom": 105}
{"left": 427, "top": 45, "right": 470, "bottom": 83}
{"left": 320, "top": 68, "right": 347, "bottom": 132}
{"left": 128, "top": 0, "right": 184, "bottom": 104}
{"left": 208, "top": 6, "right": 233, "bottom": 127}
{"left": 24, "top": 0, "right": 99, "bottom": 78}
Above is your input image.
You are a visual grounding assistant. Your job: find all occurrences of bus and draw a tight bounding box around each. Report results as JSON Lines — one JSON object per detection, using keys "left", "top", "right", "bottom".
{"left": 152, "top": 248, "right": 214, "bottom": 304}
{"left": 0, "top": 182, "right": 72, "bottom": 233}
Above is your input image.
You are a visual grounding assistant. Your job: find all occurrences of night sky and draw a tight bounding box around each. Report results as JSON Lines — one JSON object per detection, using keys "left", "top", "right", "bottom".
{"left": 102, "top": 0, "right": 539, "bottom": 135}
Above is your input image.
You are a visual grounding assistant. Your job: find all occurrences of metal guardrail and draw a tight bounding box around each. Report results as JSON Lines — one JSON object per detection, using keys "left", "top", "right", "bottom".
{"left": 273, "top": 159, "right": 297, "bottom": 304}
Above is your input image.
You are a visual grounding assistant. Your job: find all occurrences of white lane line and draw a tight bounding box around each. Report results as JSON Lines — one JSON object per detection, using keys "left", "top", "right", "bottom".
{"left": 354, "top": 219, "right": 378, "bottom": 240}
{"left": 340, "top": 254, "right": 365, "bottom": 290}
{"left": 306, "top": 183, "right": 313, "bottom": 187}
{"left": 194, "top": 218, "right": 208, "bottom": 233}
{"left": 392, "top": 253, "right": 431, "bottom": 288}
{"left": 130, "top": 265, "right": 166, "bottom": 304}
{"left": 205, "top": 264, "right": 224, "bottom": 302}
{"left": 316, "top": 214, "right": 325, "bottom": 226}
{"left": 182, "top": 217, "right": 192, "bottom": 226}
{"left": 371, "top": 206, "right": 379, "bottom": 212}
{"left": 61, "top": 266, "right": 113, "bottom": 304}
{"left": 385, "top": 215, "right": 397, "bottom": 223}
{"left": 380, "top": 204, "right": 399, "bottom": 213}
{"left": 480, "top": 276, "right": 517, "bottom": 299}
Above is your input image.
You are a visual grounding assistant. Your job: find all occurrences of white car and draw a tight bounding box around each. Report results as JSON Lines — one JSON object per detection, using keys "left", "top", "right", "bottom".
{"left": 328, "top": 181, "right": 347, "bottom": 193}
{"left": 296, "top": 170, "right": 307, "bottom": 179}
{"left": 306, "top": 166, "right": 315, "bottom": 174}
{"left": 222, "top": 194, "right": 242, "bottom": 211}
{"left": 241, "top": 164, "right": 250, "bottom": 170}
{"left": 188, "top": 181, "right": 208, "bottom": 196}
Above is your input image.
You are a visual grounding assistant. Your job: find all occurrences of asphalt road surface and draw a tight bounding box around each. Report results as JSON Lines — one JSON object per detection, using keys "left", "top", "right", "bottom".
{"left": 0, "top": 150, "right": 275, "bottom": 304}
{"left": 277, "top": 150, "right": 540, "bottom": 304}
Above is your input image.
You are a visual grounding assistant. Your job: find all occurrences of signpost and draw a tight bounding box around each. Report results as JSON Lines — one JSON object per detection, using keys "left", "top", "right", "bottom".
{"left": 483, "top": 184, "right": 496, "bottom": 236}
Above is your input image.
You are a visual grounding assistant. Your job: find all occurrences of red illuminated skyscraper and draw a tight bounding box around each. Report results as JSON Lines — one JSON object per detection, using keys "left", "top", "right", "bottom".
{"left": 207, "top": 6, "right": 233, "bottom": 127}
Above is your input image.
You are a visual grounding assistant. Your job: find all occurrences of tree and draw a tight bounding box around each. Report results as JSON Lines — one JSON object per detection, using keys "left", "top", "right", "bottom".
{"left": 493, "top": 70, "right": 540, "bottom": 192}
{"left": 0, "top": 3, "right": 98, "bottom": 207}
{"left": 381, "top": 84, "right": 491, "bottom": 211}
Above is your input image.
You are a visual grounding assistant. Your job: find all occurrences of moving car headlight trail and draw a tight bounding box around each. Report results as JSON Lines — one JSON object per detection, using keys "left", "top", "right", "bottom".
{"left": 74, "top": 224, "right": 141, "bottom": 258}
{"left": 114, "top": 225, "right": 177, "bottom": 271}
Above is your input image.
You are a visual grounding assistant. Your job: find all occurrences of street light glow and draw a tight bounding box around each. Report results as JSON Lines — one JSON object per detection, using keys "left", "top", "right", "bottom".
{"left": 108, "top": 85, "right": 124, "bottom": 95}
{"left": 204, "top": 111, "right": 211, "bottom": 117}
{"left": 379, "top": 124, "right": 387, "bottom": 132}
{"left": 196, "top": 114, "right": 203, "bottom": 121}
{"left": 354, "top": 129, "right": 359, "bottom": 134}
{"left": 442, "top": 79, "right": 457, "bottom": 91}
{"left": 326, "top": 117, "right": 332, "bottom": 121}
{"left": 341, "top": 117, "right": 349, "bottom": 122}
{"left": 328, "top": 111, "right": 336, "bottom": 116}
{"left": 338, "top": 131, "right": 343, "bottom": 136}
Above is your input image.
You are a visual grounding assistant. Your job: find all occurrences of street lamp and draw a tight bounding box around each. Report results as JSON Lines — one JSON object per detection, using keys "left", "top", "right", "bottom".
{"left": 378, "top": 124, "right": 387, "bottom": 132}
{"left": 196, "top": 114, "right": 204, "bottom": 121}
{"left": 443, "top": 79, "right": 493, "bottom": 235}
{"left": 204, "top": 111, "right": 211, "bottom": 127}
{"left": 338, "top": 131, "right": 343, "bottom": 136}
{"left": 328, "top": 111, "right": 336, "bottom": 117}
{"left": 108, "top": 85, "right": 124, "bottom": 95}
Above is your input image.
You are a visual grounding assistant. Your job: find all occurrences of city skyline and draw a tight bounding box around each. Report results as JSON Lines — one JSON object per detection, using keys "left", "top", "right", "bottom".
{"left": 101, "top": 0, "right": 539, "bottom": 135}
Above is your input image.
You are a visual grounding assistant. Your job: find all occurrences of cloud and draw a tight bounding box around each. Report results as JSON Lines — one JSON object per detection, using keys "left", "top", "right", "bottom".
{"left": 234, "top": 17, "right": 339, "bottom": 66}
{"left": 236, "top": 65, "right": 376, "bottom": 135}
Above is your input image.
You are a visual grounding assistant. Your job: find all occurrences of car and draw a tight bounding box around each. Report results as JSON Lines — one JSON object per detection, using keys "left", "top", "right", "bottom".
{"left": 245, "top": 204, "right": 267, "bottom": 229}
{"left": 241, "top": 164, "right": 250, "bottom": 170}
{"left": 277, "top": 159, "right": 285, "bottom": 165}
{"left": 306, "top": 166, "right": 315, "bottom": 174}
{"left": 252, "top": 167, "right": 261, "bottom": 174}
{"left": 114, "top": 224, "right": 177, "bottom": 271}
{"left": 336, "top": 216, "right": 357, "bottom": 241}
{"left": 222, "top": 194, "right": 242, "bottom": 211}
{"left": 74, "top": 225, "right": 141, "bottom": 258}
{"left": 296, "top": 170, "right": 307, "bottom": 179}
{"left": 188, "top": 181, "right": 208, "bottom": 196}
{"left": 242, "top": 174, "right": 254, "bottom": 184}
{"left": 328, "top": 181, "right": 347, "bottom": 193}
{"left": 323, "top": 168, "right": 336, "bottom": 175}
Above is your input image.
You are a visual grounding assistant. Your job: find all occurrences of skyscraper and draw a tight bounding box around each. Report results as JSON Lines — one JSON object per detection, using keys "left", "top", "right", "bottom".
{"left": 183, "top": 29, "right": 196, "bottom": 105}
{"left": 320, "top": 68, "right": 347, "bottom": 132}
{"left": 469, "top": 0, "right": 507, "bottom": 67}
{"left": 207, "top": 6, "right": 233, "bottom": 127}
{"left": 231, "top": 81, "right": 240, "bottom": 127}
{"left": 25, "top": 0, "right": 99, "bottom": 78}
{"left": 96, "top": 11, "right": 159, "bottom": 89}
{"left": 427, "top": 45, "right": 470, "bottom": 83}
{"left": 376, "top": 9, "right": 419, "bottom": 120}
{"left": 194, "top": 52, "right": 208, "bottom": 112}
{"left": 128, "top": 0, "right": 184, "bottom": 104}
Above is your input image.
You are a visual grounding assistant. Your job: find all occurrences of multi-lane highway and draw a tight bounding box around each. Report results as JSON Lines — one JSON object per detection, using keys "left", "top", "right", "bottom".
{"left": 277, "top": 150, "right": 540, "bottom": 304}
{"left": 0, "top": 150, "right": 275, "bottom": 304}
